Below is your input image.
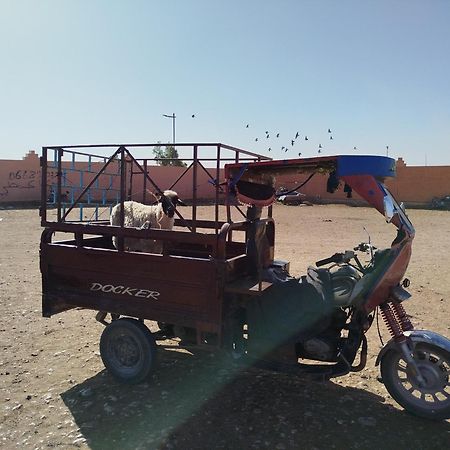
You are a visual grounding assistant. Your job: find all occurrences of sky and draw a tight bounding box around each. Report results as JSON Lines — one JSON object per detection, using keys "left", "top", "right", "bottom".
{"left": 1, "top": 0, "right": 449, "bottom": 166}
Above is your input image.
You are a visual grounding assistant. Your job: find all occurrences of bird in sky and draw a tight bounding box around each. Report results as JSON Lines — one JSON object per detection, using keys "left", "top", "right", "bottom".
{"left": 285, "top": 148, "right": 288, "bottom": 152}
{"left": 266, "top": 134, "right": 270, "bottom": 138}
{"left": 291, "top": 140, "right": 295, "bottom": 146}
{"left": 295, "top": 132, "right": 299, "bottom": 139}
{"left": 353, "top": 146, "right": 357, "bottom": 150}
{"left": 298, "top": 152, "right": 302, "bottom": 156}
{"left": 281, "top": 146, "right": 285, "bottom": 151}
{"left": 319, "top": 144, "right": 322, "bottom": 149}
{"left": 191, "top": 114, "right": 195, "bottom": 118}
{"left": 318, "top": 149, "right": 322, "bottom": 154}
{"left": 255, "top": 138, "right": 258, "bottom": 142}
{"left": 246, "top": 124, "right": 249, "bottom": 128}
{"left": 305, "top": 136, "right": 308, "bottom": 141}
{"left": 268, "top": 147, "right": 272, "bottom": 152}
{"left": 330, "top": 136, "right": 333, "bottom": 140}
{"left": 328, "top": 128, "right": 332, "bottom": 133}
{"left": 276, "top": 133, "right": 280, "bottom": 138}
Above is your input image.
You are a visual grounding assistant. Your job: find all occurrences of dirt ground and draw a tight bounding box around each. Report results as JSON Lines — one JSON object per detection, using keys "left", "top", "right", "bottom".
{"left": 0, "top": 204, "right": 449, "bottom": 450}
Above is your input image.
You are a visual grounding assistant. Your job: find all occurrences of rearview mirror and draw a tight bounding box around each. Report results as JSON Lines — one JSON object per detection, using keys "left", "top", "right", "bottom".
{"left": 383, "top": 195, "right": 395, "bottom": 223}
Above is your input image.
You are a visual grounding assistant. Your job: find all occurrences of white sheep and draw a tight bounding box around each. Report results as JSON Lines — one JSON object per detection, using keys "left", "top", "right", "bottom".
{"left": 110, "top": 190, "right": 184, "bottom": 253}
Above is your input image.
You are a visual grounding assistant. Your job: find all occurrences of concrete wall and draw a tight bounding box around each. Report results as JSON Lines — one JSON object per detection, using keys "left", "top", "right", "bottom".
{"left": 388, "top": 158, "right": 450, "bottom": 203}
{"left": 271, "top": 157, "right": 450, "bottom": 206}
{"left": 0, "top": 151, "right": 42, "bottom": 203}
{"left": 0, "top": 151, "right": 223, "bottom": 205}
{"left": 1, "top": 151, "right": 449, "bottom": 206}
{"left": 128, "top": 164, "right": 223, "bottom": 203}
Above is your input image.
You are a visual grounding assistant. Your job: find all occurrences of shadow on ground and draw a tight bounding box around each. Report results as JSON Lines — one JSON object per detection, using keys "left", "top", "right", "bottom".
{"left": 61, "top": 347, "right": 450, "bottom": 450}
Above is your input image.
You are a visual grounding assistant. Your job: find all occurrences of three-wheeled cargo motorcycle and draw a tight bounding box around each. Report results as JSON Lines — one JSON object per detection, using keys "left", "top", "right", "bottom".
{"left": 39, "top": 143, "right": 450, "bottom": 420}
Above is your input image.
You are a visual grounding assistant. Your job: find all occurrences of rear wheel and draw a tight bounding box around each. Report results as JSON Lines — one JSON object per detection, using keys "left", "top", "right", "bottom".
{"left": 381, "top": 343, "right": 450, "bottom": 420}
{"left": 100, "top": 318, "right": 157, "bottom": 384}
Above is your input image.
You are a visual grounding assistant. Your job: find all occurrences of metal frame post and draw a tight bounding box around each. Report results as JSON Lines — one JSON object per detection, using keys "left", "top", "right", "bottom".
{"left": 118, "top": 147, "right": 126, "bottom": 251}
{"left": 40, "top": 147, "right": 48, "bottom": 224}
{"left": 57, "top": 148, "right": 63, "bottom": 222}
{"left": 215, "top": 145, "right": 221, "bottom": 233}
{"left": 192, "top": 145, "right": 198, "bottom": 232}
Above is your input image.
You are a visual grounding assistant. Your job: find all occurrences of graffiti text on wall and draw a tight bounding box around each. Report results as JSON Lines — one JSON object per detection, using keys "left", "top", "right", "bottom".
{"left": 0, "top": 170, "right": 40, "bottom": 198}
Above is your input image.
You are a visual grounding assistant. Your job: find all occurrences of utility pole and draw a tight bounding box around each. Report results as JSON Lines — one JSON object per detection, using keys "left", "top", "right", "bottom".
{"left": 163, "top": 113, "right": 176, "bottom": 144}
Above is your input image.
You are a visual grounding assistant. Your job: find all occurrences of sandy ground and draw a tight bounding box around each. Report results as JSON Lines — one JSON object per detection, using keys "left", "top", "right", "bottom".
{"left": 0, "top": 204, "right": 449, "bottom": 450}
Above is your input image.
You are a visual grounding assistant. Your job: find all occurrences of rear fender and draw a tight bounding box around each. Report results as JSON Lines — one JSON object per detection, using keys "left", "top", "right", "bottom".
{"left": 375, "top": 330, "right": 450, "bottom": 366}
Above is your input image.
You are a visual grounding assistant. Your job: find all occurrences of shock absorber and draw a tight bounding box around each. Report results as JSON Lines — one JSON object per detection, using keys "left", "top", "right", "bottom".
{"left": 382, "top": 303, "right": 426, "bottom": 386}
{"left": 391, "top": 301, "right": 414, "bottom": 332}
{"left": 379, "top": 302, "right": 404, "bottom": 339}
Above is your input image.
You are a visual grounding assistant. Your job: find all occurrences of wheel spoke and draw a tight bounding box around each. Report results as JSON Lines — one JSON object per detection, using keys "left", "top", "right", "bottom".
{"left": 383, "top": 344, "right": 450, "bottom": 418}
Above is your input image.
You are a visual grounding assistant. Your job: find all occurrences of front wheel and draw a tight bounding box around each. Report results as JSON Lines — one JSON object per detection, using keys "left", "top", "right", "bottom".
{"left": 100, "top": 318, "right": 157, "bottom": 384}
{"left": 381, "top": 343, "right": 450, "bottom": 420}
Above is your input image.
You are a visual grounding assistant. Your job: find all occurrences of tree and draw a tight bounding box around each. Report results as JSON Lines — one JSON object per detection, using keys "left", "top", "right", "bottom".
{"left": 152, "top": 143, "right": 187, "bottom": 167}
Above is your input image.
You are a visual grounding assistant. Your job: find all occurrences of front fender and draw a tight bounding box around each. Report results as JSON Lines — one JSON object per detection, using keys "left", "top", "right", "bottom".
{"left": 375, "top": 330, "right": 450, "bottom": 366}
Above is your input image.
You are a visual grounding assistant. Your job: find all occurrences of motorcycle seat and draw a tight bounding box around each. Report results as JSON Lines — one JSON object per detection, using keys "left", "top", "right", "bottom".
{"left": 306, "top": 266, "right": 333, "bottom": 304}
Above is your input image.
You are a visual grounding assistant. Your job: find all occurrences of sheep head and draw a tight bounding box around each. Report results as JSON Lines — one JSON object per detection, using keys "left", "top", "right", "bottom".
{"left": 158, "top": 190, "right": 186, "bottom": 218}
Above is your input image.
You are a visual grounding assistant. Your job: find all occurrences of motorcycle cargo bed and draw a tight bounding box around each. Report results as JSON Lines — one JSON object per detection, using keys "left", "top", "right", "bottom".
{"left": 40, "top": 241, "right": 224, "bottom": 332}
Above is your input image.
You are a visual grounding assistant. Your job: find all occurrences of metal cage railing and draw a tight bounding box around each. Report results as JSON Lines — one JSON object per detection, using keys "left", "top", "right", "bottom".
{"left": 40, "top": 143, "right": 272, "bottom": 234}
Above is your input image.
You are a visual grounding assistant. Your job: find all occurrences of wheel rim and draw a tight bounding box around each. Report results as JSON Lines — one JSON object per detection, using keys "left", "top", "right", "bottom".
{"left": 389, "top": 345, "right": 450, "bottom": 411}
{"left": 107, "top": 331, "right": 142, "bottom": 372}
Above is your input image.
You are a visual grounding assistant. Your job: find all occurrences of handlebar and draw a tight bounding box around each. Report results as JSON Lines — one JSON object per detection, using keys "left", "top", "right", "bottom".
{"left": 316, "top": 250, "right": 355, "bottom": 267}
{"left": 315, "top": 243, "right": 375, "bottom": 269}
{"left": 354, "top": 242, "right": 377, "bottom": 252}
{"left": 316, "top": 253, "right": 343, "bottom": 267}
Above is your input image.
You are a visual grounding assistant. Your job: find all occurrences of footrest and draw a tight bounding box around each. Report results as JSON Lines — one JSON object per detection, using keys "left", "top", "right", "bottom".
{"left": 225, "top": 277, "right": 273, "bottom": 296}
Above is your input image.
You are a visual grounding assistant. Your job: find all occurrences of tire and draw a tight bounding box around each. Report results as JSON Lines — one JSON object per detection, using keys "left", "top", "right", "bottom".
{"left": 100, "top": 318, "right": 157, "bottom": 384}
{"left": 380, "top": 343, "right": 450, "bottom": 420}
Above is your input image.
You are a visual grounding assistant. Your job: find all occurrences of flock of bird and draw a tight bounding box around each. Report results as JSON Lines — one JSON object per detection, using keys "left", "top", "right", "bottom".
{"left": 180, "top": 114, "right": 390, "bottom": 157}
{"left": 244, "top": 123, "right": 360, "bottom": 156}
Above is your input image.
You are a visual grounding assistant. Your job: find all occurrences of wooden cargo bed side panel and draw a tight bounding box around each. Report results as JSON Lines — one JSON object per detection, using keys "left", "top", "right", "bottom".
{"left": 41, "top": 244, "right": 221, "bottom": 327}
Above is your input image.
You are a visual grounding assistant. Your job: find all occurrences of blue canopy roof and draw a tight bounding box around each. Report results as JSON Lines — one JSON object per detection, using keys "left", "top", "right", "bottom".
{"left": 336, "top": 155, "right": 396, "bottom": 178}
{"left": 226, "top": 154, "right": 396, "bottom": 179}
